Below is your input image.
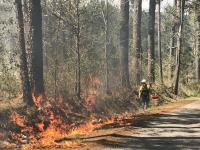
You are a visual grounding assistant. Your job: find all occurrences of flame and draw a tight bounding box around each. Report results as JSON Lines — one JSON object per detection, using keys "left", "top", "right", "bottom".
{"left": 10, "top": 112, "right": 26, "bottom": 127}
{"left": 37, "top": 122, "right": 44, "bottom": 131}
{"left": 32, "top": 95, "right": 43, "bottom": 107}
{"left": 9, "top": 112, "right": 132, "bottom": 149}
{"left": 7, "top": 94, "right": 135, "bottom": 149}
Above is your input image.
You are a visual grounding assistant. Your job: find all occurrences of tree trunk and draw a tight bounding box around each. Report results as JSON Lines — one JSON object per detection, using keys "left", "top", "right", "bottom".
{"left": 75, "top": 0, "right": 81, "bottom": 98}
{"left": 175, "top": 0, "right": 181, "bottom": 66}
{"left": 120, "top": 0, "right": 130, "bottom": 89}
{"left": 104, "top": 0, "right": 110, "bottom": 94}
{"left": 133, "top": 0, "right": 142, "bottom": 85}
{"left": 157, "top": 0, "right": 163, "bottom": 83}
{"left": 54, "top": 20, "right": 61, "bottom": 101}
{"left": 169, "top": 0, "right": 177, "bottom": 80}
{"left": 147, "top": 0, "right": 156, "bottom": 83}
{"left": 174, "top": 0, "right": 185, "bottom": 95}
{"left": 23, "top": 0, "right": 32, "bottom": 83}
{"left": 30, "top": 0, "right": 44, "bottom": 97}
{"left": 195, "top": 3, "right": 200, "bottom": 82}
{"left": 195, "top": 53, "right": 200, "bottom": 82}
{"left": 15, "top": 0, "right": 33, "bottom": 105}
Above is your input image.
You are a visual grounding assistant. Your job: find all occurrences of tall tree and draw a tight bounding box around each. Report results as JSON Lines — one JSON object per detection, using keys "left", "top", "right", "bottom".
{"left": 174, "top": 0, "right": 185, "bottom": 95}
{"left": 30, "top": 0, "right": 44, "bottom": 97}
{"left": 75, "top": 0, "right": 81, "bottom": 98}
{"left": 120, "top": 0, "right": 130, "bottom": 89}
{"left": 147, "top": 0, "right": 156, "bottom": 82}
{"left": 102, "top": 0, "right": 110, "bottom": 94}
{"left": 169, "top": 0, "right": 177, "bottom": 80}
{"left": 157, "top": 0, "right": 163, "bottom": 83}
{"left": 196, "top": 20, "right": 200, "bottom": 82}
{"left": 133, "top": 0, "right": 142, "bottom": 85}
{"left": 194, "top": 1, "right": 200, "bottom": 82}
{"left": 15, "top": 0, "right": 33, "bottom": 105}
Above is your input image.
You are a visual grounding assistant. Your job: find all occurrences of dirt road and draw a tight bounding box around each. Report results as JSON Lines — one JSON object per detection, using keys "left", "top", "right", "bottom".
{"left": 70, "top": 99, "right": 200, "bottom": 150}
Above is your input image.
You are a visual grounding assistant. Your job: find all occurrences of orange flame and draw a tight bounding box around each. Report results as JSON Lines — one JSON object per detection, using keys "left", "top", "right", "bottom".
{"left": 10, "top": 112, "right": 26, "bottom": 127}
{"left": 32, "top": 95, "right": 43, "bottom": 107}
{"left": 8, "top": 94, "right": 135, "bottom": 149}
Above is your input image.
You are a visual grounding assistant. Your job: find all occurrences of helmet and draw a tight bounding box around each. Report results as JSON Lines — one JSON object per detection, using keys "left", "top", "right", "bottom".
{"left": 141, "top": 79, "right": 146, "bottom": 83}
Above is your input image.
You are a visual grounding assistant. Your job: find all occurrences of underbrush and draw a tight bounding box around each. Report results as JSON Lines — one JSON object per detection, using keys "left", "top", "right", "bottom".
{"left": 150, "top": 84, "right": 175, "bottom": 102}
{"left": 93, "top": 90, "right": 139, "bottom": 117}
{"left": 148, "top": 82, "right": 200, "bottom": 105}
{"left": 180, "top": 83, "right": 200, "bottom": 97}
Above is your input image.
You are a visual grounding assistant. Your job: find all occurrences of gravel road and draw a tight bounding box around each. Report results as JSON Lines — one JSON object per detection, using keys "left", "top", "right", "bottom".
{"left": 91, "top": 100, "right": 200, "bottom": 150}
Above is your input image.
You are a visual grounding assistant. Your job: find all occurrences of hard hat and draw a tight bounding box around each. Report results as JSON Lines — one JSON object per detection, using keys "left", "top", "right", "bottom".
{"left": 141, "top": 79, "right": 146, "bottom": 83}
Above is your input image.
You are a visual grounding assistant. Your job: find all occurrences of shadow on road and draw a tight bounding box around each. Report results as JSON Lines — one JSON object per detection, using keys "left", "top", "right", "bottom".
{"left": 57, "top": 133, "right": 200, "bottom": 150}
{"left": 93, "top": 134, "right": 200, "bottom": 150}
{"left": 56, "top": 107, "right": 200, "bottom": 149}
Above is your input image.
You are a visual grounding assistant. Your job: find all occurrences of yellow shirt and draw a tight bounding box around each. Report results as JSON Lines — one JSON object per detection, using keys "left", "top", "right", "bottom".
{"left": 139, "top": 84, "right": 150, "bottom": 98}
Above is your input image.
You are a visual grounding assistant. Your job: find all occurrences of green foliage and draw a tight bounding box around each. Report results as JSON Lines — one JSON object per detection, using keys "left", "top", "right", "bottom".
{"left": 0, "top": 66, "right": 20, "bottom": 100}
{"left": 181, "top": 83, "right": 200, "bottom": 97}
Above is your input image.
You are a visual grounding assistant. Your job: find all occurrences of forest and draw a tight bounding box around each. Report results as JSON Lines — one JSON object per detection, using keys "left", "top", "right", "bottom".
{"left": 0, "top": 0, "right": 200, "bottom": 149}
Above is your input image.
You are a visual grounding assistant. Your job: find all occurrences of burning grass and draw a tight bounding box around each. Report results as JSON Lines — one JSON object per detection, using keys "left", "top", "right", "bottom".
{"left": 1, "top": 93, "right": 136, "bottom": 149}
{"left": 8, "top": 111, "right": 135, "bottom": 149}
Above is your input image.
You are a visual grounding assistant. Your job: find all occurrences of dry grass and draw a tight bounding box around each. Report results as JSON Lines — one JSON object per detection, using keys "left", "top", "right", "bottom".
{"left": 0, "top": 95, "right": 24, "bottom": 112}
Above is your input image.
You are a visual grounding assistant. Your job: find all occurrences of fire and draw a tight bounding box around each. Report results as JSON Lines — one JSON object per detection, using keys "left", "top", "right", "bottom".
{"left": 10, "top": 112, "right": 26, "bottom": 127}
{"left": 37, "top": 122, "right": 44, "bottom": 131}
{"left": 68, "top": 120, "right": 99, "bottom": 136}
{"left": 32, "top": 95, "right": 43, "bottom": 107}
{"left": 7, "top": 95, "right": 135, "bottom": 149}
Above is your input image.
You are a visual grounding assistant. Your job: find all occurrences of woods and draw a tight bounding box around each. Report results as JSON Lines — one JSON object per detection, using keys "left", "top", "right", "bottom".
{"left": 0, "top": 0, "right": 200, "bottom": 149}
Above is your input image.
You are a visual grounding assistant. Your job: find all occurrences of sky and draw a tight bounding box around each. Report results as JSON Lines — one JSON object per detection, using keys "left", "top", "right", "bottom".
{"left": 142, "top": 0, "right": 174, "bottom": 11}
{"left": 112, "top": 0, "right": 174, "bottom": 11}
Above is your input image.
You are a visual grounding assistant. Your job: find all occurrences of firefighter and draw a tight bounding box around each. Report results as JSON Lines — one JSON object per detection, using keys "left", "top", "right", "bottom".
{"left": 139, "top": 79, "right": 150, "bottom": 110}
